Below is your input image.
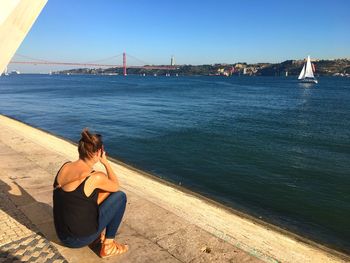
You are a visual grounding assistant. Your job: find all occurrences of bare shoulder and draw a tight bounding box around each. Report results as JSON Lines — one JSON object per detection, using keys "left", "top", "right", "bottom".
{"left": 89, "top": 171, "right": 108, "bottom": 181}
{"left": 85, "top": 171, "right": 115, "bottom": 193}
{"left": 60, "top": 161, "right": 72, "bottom": 172}
{"left": 56, "top": 161, "right": 73, "bottom": 182}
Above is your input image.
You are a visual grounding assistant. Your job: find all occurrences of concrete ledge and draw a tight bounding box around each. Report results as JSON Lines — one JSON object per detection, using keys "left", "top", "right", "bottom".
{"left": 0, "top": 114, "right": 348, "bottom": 263}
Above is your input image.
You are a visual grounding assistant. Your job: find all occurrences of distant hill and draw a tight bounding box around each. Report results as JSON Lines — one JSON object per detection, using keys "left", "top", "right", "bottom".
{"left": 257, "top": 59, "right": 350, "bottom": 76}
{"left": 54, "top": 59, "right": 350, "bottom": 77}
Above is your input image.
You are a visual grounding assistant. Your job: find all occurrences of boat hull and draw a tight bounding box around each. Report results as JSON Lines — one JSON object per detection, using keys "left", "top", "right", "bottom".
{"left": 300, "top": 78, "right": 318, "bottom": 84}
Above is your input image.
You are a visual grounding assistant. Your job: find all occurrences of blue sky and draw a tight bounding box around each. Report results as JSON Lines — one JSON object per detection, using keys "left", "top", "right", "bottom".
{"left": 10, "top": 0, "right": 350, "bottom": 72}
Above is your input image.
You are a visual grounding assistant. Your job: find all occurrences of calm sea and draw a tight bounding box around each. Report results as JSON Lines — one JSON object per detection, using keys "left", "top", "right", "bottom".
{"left": 0, "top": 74, "right": 349, "bottom": 252}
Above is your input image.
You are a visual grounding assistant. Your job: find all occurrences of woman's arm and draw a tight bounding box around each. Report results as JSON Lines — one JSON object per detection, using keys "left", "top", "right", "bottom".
{"left": 102, "top": 161, "right": 118, "bottom": 184}
{"left": 93, "top": 150, "right": 120, "bottom": 193}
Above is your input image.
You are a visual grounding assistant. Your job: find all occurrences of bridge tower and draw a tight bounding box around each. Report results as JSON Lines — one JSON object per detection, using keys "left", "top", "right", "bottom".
{"left": 123, "top": 52, "right": 127, "bottom": 76}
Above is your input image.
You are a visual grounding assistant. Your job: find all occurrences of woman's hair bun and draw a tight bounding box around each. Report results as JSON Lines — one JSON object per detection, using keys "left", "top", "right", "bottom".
{"left": 81, "top": 128, "right": 94, "bottom": 144}
{"left": 78, "top": 128, "right": 103, "bottom": 160}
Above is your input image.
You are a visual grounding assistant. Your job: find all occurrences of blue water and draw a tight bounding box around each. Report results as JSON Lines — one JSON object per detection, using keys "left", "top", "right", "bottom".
{"left": 1, "top": 74, "right": 349, "bottom": 252}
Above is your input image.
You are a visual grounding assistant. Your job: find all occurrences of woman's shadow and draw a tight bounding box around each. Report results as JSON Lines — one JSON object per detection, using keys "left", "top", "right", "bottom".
{"left": 0, "top": 178, "right": 59, "bottom": 242}
{"left": 0, "top": 179, "right": 100, "bottom": 256}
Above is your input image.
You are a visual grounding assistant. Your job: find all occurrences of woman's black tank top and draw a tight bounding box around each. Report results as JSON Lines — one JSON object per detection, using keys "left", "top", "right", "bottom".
{"left": 53, "top": 162, "right": 99, "bottom": 238}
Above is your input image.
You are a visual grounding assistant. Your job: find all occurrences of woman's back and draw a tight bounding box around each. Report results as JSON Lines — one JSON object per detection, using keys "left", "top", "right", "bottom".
{"left": 53, "top": 162, "right": 99, "bottom": 238}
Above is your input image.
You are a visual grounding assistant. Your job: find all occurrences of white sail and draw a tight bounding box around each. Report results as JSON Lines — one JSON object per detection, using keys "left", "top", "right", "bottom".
{"left": 298, "top": 64, "right": 305, "bottom": 79}
{"left": 304, "top": 55, "right": 314, "bottom": 78}
{"left": 298, "top": 55, "right": 318, "bottom": 83}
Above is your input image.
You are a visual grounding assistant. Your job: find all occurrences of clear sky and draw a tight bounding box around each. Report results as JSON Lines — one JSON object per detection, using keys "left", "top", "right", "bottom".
{"left": 9, "top": 0, "right": 350, "bottom": 73}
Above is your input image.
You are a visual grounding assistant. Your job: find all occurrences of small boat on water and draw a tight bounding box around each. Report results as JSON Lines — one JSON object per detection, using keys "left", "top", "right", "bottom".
{"left": 9, "top": 70, "right": 20, "bottom": 75}
{"left": 298, "top": 55, "right": 318, "bottom": 84}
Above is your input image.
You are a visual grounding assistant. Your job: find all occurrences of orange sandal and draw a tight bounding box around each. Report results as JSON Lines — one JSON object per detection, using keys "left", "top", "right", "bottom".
{"left": 100, "top": 240, "right": 129, "bottom": 258}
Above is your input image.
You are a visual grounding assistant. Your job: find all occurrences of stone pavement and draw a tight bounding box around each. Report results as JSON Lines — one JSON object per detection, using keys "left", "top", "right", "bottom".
{"left": 0, "top": 183, "right": 67, "bottom": 262}
{"left": 0, "top": 119, "right": 262, "bottom": 262}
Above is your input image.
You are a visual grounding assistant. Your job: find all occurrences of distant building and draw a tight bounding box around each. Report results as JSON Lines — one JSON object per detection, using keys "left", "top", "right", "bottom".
{"left": 171, "top": 56, "right": 175, "bottom": 66}
{"left": 234, "top": 63, "right": 245, "bottom": 69}
{"left": 243, "top": 68, "right": 247, "bottom": 75}
{"left": 217, "top": 68, "right": 231, "bottom": 76}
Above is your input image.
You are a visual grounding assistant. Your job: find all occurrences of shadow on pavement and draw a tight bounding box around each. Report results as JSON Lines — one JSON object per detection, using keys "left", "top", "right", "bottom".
{"left": 0, "top": 178, "right": 105, "bottom": 257}
{"left": 0, "top": 179, "right": 68, "bottom": 262}
{"left": 0, "top": 179, "right": 54, "bottom": 239}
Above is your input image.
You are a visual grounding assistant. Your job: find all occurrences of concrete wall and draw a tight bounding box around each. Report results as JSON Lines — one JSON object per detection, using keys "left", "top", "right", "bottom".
{"left": 0, "top": 0, "right": 47, "bottom": 74}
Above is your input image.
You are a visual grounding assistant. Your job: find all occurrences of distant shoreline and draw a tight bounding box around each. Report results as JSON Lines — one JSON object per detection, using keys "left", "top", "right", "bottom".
{"left": 52, "top": 58, "right": 350, "bottom": 77}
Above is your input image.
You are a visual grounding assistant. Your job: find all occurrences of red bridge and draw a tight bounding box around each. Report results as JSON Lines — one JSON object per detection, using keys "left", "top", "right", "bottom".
{"left": 9, "top": 52, "right": 178, "bottom": 75}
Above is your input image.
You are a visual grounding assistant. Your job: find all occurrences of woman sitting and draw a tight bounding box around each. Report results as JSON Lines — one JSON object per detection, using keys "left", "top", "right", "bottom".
{"left": 53, "top": 128, "right": 128, "bottom": 258}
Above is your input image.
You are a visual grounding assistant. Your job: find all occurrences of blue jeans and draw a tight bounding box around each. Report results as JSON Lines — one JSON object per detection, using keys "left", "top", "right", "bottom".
{"left": 59, "top": 191, "right": 127, "bottom": 248}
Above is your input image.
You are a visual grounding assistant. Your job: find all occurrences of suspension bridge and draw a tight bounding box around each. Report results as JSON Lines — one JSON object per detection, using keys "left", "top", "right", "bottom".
{"left": 9, "top": 52, "right": 178, "bottom": 75}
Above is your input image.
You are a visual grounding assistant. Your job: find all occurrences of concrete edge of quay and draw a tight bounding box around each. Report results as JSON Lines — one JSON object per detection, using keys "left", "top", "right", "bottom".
{"left": 0, "top": 113, "right": 349, "bottom": 263}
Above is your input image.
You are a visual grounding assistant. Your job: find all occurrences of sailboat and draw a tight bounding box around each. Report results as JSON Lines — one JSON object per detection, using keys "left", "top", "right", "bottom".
{"left": 298, "top": 55, "right": 318, "bottom": 84}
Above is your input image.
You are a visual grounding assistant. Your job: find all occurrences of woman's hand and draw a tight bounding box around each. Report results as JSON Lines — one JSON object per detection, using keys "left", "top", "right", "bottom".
{"left": 99, "top": 149, "right": 108, "bottom": 166}
{"left": 97, "top": 147, "right": 118, "bottom": 185}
